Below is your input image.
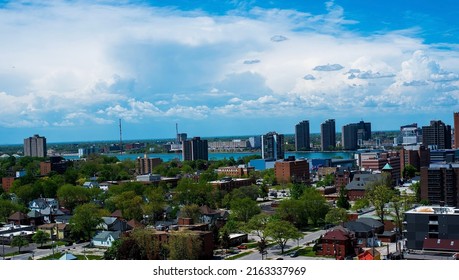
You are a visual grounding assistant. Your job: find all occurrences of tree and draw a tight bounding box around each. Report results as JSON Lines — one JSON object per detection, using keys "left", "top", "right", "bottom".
{"left": 366, "top": 184, "right": 394, "bottom": 223}
{"left": 336, "top": 187, "right": 351, "bottom": 210}
{"left": 168, "top": 231, "right": 202, "bottom": 260}
{"left": 289, "top": 183, "right": 306, "bottom": 200}
{"left": 179, "top": 204, "right": 202, "bottom": 224}
{"left": 32, "top": 230, "right": 50, "bottom": 248}
{"left": 0, "top": 199, "right": 24, "bottom": 223}
{"left": 70, "top": 203, "right": 103, "bottom": 241}
{"left": 142, "top": 187, "right": 166, "bottom": 224}
{"left": 11, "top": 235, "right": 29, "bottom": 254}
{"left": 265, "top": 220, "right": 303, "bottom": 254}
{"left": 276, "top": 198, "right": 308, "bottom": 228}
{"left": 110, "top": 191, "right": 144, "bottom": 221}
{"left": 229, "top": 197, "right": 260, "bottom": 223}
{"left": 352, "top": 198, "right": 370, "bottom": 211}
{"left": 402, "top": 164, "right": 417, "bottom": 180}
{"left": 244, "top": 214, "right": 271, "bottom": 258}
{"left": 57, "top": 184, "right": 90, "bottom": 211}
{"left": 324, "top": 208, "right": 348, "bottom": 225}
{"left": 301, "top": 187, "right": 330, "bottom": 226}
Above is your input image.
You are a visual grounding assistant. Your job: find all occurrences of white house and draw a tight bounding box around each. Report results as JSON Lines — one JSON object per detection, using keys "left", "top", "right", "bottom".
{"left": 91, "top": 231, "right": 121, "bottom": 247}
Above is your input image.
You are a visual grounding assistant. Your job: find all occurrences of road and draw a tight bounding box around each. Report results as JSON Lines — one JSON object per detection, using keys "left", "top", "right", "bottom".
{"left": 1, "top": 242, "right": 91, "bottom": 260}
{"left": 238, "top": 229, "right": 327, "bottom": 260}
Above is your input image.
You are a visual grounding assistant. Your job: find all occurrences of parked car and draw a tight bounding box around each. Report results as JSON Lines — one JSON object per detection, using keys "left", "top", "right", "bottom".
{"left": 237, "top": 245, "right": 248, "bottom": 250}
{"left": 289, "top": 251, "right": 299, "bottom": 258}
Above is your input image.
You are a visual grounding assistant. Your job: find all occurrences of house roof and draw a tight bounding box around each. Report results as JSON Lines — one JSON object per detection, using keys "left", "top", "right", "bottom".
{"left": 59, "top": 252, "right": 77, "bottom": 260}
{"left": 27, "top": 210, "right": 43, "bottom": 218}
{"left": 344, "top": 221, "right": 373, "bottom": 233}
{"left": 345, "top": 173, "right": 381, "bottom": 191}
{"left": 92, "top": 231, "right": 121, "bottom": 242}
{"left": 423, "top": 238, "right": 459, "bottom": 252}
{"left": 102, "top": 217, "right": 118, "bottom": 226}
{"left": 382, "top": 163, "right": 393, "bottom": 170}
{"left": 8, "top": 211, "right": 28, "bottom": 221}
{"left": 127, "top": 219, "right": 145, "bottom": 229}
{"left": 111, "top": 210, "right": 123, "bottom": 218}
{"left": 357, "top": 217, "right": 384, "bottom": 229}
{"left": 38, "top": 223, "right": 68, "bottom": 231}
{"left": 358, "top": 249, "right": 381, "bottom": 260}
{"left": 322, "top": 226, "right": 353, "bottom": 241}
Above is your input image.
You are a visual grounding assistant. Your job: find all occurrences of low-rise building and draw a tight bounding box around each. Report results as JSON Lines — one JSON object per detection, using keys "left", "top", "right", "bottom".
{"left": 404, "top": 206, "right": 459, "bottom": 252}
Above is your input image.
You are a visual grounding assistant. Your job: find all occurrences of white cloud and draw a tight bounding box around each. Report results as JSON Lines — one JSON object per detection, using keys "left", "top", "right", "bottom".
{"left": 0, "top": 1, "right": 458, "bottom": 132}
{"left": 313, "top": 64, "right": 345, "bottom": 71}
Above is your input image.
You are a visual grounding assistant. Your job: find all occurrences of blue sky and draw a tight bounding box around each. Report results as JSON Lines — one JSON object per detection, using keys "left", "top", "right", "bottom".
{"left": 0, "top": 0, "right": 459, "bottom": 144}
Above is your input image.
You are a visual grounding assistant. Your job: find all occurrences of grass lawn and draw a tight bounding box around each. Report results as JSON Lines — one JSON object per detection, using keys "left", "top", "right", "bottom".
{"left": 226, "top": 251, "right": 253, "bottom": 260}
{"left": 297, "top": 247, "right": 320, "bottom": 257}
{"left": 38, "top": 253, "right": 102, "bottom": 260}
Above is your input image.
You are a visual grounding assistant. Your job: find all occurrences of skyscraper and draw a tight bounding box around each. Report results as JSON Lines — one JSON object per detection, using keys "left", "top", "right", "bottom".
{"left": 24, "top": 134, "right": 47, "bottom": 157}
{"left": 320, "top": 119, "right": 335, "bottom": 151}
{"left": 341, "top": 121, "right": 371, "bottom": 150}
{"left": 182, "top": 137, "right": 208, "bottom": 161}
{"left": 454, "top": 112, "right": 459, "bottom": 148}
{"left": 342, "top": 124, "right": 358, "bottom": 150}
{"left": 422, "top": 120, "right": 452, "bottom": 149}
{"left": 261, "top": 132, "right": 284, "bottom": 160}
{"left": 295, "top": 120, "right": 310, "bottom": 151}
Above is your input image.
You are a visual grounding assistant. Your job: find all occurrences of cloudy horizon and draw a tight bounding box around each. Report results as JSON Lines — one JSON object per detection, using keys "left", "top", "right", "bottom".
{"left": 1, "top": 0, "right": 458, "bottom": 144}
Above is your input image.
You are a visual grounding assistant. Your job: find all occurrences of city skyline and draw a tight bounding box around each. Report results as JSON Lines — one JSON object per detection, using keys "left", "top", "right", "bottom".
{"left": 1, "top": 1, "right": 459, "bottom": 144}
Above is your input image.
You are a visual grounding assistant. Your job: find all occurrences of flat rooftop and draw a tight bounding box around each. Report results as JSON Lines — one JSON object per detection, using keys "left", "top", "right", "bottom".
{"left": 405, "top": 206, "right": 459, "bottom": 215}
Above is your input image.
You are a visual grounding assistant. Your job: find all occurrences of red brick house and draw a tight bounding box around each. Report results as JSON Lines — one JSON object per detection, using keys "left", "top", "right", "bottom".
{"left": 320, "top": 226, "right": 356, "bottom": 259}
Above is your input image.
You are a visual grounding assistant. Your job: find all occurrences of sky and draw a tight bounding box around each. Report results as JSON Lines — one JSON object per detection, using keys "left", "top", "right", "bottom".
{"left": 1, "top": 0, "right": 459, "bottom": 144}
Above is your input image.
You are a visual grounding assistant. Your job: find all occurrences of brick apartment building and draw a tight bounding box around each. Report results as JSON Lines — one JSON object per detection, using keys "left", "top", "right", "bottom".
{"left": 216, "top": 166, "right": 254, "bottom": 177}
{"left": 420, "top": 163, "right": 459, "bottom": 207}
{"left": 274, "top": 157, "right": 309, "bottom": 184}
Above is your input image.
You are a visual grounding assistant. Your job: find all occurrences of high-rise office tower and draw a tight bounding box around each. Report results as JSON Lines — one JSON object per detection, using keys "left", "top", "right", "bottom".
{"left": 24, "top": 134, "right": 47, "bottom": 157}
{"left": 422, "top": 120, "right": 452, "bottom": 149}
{"left": 261, "top": 132, "right": 284, "bottom": 160}
{"left": 342, "top": 124, "right": 358, "bottom": 150}
{"left": 454, "top": 112, "right": 459, "bottom": 148}
{"left": 295, "top": 120, "right": 310, "bottom": 151}
{"left": 320, "top": 119, "right": 336, "bottom": 151}
{"left": 182, "top": 137, "right": 208, "bottom": 161}
{"left": 341, "top": 120, "right": 371, "bottom": 150}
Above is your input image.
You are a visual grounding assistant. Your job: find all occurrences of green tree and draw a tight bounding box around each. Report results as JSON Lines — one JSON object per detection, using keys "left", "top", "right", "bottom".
{"left": 402, "top": 164, "right": 417, "bottom": 180}
{"left": 352, "top": 198, "right": 370, "bottom": 211}
{"left": 32, "top": 230, "right": 50, "bottom": 248}
{"left": 70, "top": 203, "right": 103, "bottom": 241}
{"left": 336, "top": 187, "right": 351, "bottom": 210}
{"left": 324, "top": 207, "right": 348, "bottom": 225}
{"left": 0, "top": 199, "right": 24, "bottom": 223}
{"left": 57, "top": 184, "right": 90, "bottom": 211}
{"left": 289, "top": 183, "right": 306, "bottom": 200}
{"left": 178, "top": 204, "right": 202, "bottom": 224}
{"left": 230, "top": 197, "right": 260, "bottom": 223}
{"left": 301, "top": 188, "right": 330, "bottom": 226}
{"left": 142, "top": 187, "right": 166, "bottom": 224}
{"left": 168, "top": 230, "right": 202, "bottom": 260}
{"left": 366, "top": 184, "right": 394, "bottom": 223}
{"left": 110, "top": 191, "right": 144, "bottom": 221}
{"left": 276, "top": 198, "right": 308, "bottom": 228}
{"left": 11, "top": 235, "right": 29, "bottom": 254}
{"left": 265, "top": 219, "right": 303, "bottom": 254}
{"left": 244, "top": 214, "right": 271, "bottom": 258}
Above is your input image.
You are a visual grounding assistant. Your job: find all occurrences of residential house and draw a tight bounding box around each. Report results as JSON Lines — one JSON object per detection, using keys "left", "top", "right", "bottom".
{"left": 319, "top": 226, "right": 356, "bottom": 259}
{"left": 92, "top": 231, "right": 121, "bottom": 247}
{"left": 37, "top": 223, "right": 70, "bottom": 240}
{"left": 357, "top": 249, "right": 381, "bottom": 260}
{"left": 7, "top": 212, "right": 29, "bottom": 225}
{"left": 343, "top": 221, "right": 377, "bottom": 247}
{"left": 99, "top": 217, "right": 132, "bottom": 232}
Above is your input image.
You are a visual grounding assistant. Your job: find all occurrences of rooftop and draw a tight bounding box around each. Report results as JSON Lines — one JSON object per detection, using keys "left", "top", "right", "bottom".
{"left": 405, "top": 206, "right": 459, "bottom": 215}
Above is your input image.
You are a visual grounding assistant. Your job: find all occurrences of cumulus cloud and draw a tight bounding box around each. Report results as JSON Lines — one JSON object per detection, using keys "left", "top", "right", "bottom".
{"left": 303, "top": 74, "right": 316, "bottom": 80}
{"left": 270, "top": 35, "right": 288, "bottom": 42}
{"left": 0, "top": 0, "right": 458, "bottom": 138}
{"left": 243, "top": 59, "right": 261, "bottom": 64}
{"left": 313, "top": 64, "right": 344, "bottom": 71}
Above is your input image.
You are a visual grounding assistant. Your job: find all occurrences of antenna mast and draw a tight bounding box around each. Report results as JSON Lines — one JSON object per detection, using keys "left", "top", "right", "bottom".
{"left": 119, "top": 119, "right": 123, "bottom": 155}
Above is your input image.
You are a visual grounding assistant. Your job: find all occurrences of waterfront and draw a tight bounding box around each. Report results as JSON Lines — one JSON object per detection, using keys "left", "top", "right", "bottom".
{"left": 63, "top": 151, "right": 354, "bottom": 162}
